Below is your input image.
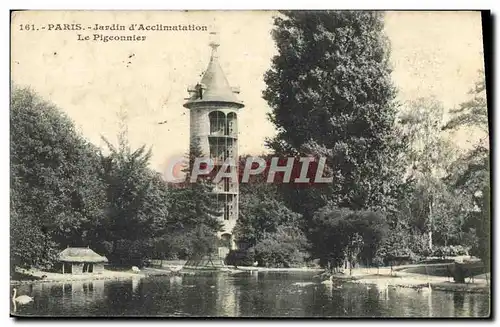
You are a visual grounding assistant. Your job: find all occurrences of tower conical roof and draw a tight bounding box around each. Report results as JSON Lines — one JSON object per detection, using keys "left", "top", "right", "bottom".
{"left": 184, "top": 40, "right": 243, "bottom": 108}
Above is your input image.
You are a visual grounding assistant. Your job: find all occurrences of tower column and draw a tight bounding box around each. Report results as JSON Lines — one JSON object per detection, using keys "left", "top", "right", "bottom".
{"left": 183, "top": 33, "right": 244, "bottom": 268}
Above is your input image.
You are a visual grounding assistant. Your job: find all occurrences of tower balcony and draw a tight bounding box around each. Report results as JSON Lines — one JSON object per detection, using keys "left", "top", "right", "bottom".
{"left": 210, "top": 190, "right": 238, "bottom": 196}
{"left": 210, "top": 157, "right": 238, "bottom": 167}
{"left": 208, "top": 131, "right": 237, "bottom": 139}
{"left": 211, "top": 180, "right": 238, "bottom": 194}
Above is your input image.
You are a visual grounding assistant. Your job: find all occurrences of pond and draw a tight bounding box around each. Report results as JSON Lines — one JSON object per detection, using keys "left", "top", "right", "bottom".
{"left": 11, "top": 271, "right": 490, "bottom": 318}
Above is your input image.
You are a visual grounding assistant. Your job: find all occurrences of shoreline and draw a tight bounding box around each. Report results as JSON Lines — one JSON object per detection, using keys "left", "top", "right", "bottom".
{"left": 11, "top": 266, "right": 322, "bottom": 284}
{"left": 235, "top": 266, "right": 324, "bottom": 272}
{"left": 10, "top": 269, "right": 146, "bottom": 286}
{"left": 10, "top": 266, "right": 491, "bottom": 294}
{"left": 325, "top": 267, "right": 491, "bottom": 294}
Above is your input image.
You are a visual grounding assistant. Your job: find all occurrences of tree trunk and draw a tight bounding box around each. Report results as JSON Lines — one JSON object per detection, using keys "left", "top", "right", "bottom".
{"left": 428, "top": 200, "right": 433, "bottom": 251}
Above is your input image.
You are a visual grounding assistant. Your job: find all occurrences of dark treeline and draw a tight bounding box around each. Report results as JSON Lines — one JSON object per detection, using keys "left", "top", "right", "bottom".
{"left": 10, "top": 86, "right": 222, "bottom": 271}
{"left": 11, "top": 11, "right": 490, "bottom": 273}
{"left": 232, "top": 11, "right": 490, "bottom": 271}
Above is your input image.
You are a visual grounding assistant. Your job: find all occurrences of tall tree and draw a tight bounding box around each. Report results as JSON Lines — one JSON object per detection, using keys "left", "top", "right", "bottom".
{"left": 11, "top": 86, "right": 106, "bottom": 269}
{"left": 443, "top": 74, "right": 490, "bottom": 268}
{"left": 168, "top": 138, "right": 223, "bottom": 258}
{"left": 443, "top": 77, "right": 489, "bottom": 134}
{"left": 398, "top": 97, "right": 459, "bottom": 249}
{"left": 100, "top": 130, "right": 171, "bottom": 264}
{"left": 263, "top": 11, "right": 407, "bottom": 220}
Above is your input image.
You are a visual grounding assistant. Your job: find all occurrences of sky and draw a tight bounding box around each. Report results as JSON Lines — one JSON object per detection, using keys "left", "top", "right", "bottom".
{"left": 11, "top": 11, "right": 485, "bottom": 173}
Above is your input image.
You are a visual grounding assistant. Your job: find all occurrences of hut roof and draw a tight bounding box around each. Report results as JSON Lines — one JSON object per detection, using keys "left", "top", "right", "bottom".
{"left": 59, "top": 247, "right": 108, "bottom": 263}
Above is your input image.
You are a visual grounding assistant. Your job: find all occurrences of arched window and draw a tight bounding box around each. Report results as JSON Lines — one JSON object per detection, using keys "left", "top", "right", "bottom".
{"left": 209, "top": 111, "right": 226, "bottom": 135}
{"left": 227, "top": 112, "right": 237, "bottom": 135}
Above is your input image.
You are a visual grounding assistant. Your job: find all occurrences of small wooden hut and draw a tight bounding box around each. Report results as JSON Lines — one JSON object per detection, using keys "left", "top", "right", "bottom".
{"left": 59, "top": 247, "right": 108, "bottom": 274}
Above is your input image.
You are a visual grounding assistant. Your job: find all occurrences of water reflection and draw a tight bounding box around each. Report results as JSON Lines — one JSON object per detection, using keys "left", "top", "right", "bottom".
{"left": 131, "top": 278, "right": 139, "bottom": 294}
{"left": 11, "top": 280, "right": 107, "bottom": 316}
{"left": 454, "top": 292, "right": 465, "bottom": 312}
{"left": 215, "top": 273, "right": 239, "bottom": 317}
{"left": 11, "top": 272, "right": 490, "bottom": 318}
{"left": 169, "top": 275, "right": 183, "bottom": 288}
{"left": 427, "top": 288, "right": 433, "bottom": 317}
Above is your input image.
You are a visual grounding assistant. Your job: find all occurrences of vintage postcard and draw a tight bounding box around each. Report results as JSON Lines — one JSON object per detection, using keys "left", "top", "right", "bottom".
{"left": 10, "top": 10, "right": 491, "bottom": 318}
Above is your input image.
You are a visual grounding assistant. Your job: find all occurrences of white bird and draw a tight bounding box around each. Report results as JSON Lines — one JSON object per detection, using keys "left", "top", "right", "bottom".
{"left": 321, "top": 275, "right": 334, "bottom": 285}
{"left": 131, "top": 266, "right": 140, "bottom": 273}
{"left": 418, "top": 282, "right": 432, "bottom": 294}
{"left": 12, "top": 288, "right": 33, "bottom": 305}
{"left": 169, "top": 266, "right": 182, "bottom": 273}
{"left": 293, "top": 282, "right": 315, "bottom": 287}
{"left": 252, "top": 261, "right": 258, "bottom": 267}
{"left": 378, "top": 282, "right": 389, "bottom": 299}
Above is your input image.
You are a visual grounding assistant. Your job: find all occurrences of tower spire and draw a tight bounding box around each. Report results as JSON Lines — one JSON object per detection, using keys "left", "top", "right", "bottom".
{"left": 184, "top": 30, "right": 243, "bottom": 107}
{"left": 209, "top": 31, "right": 220, "bottom": 59}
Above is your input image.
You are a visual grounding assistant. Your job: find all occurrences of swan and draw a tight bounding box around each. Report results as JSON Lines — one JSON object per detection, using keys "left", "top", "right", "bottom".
{"left": 321, "top": 275, "right": 334, "bottom": 285}
{"left": 12, "top": 288, "right": 33, "bottom": 305}
{"left": 378, "top": 282, "right": 389, "bottom": 299}
{"left": 169, "top": 266, "right": 182, "bottom": 273}
{"left": 418, "top": 282, "right": 432, "bottom": 294}
{"left": 293, "top": 282, "right": 315, "bottom": 287}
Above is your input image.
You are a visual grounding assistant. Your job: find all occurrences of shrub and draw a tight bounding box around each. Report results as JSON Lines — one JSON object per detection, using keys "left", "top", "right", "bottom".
{"left": 225, "top": 249, "right": 255, "bottom": 267}
{"left": 431, "top": 245, "right": 469, "bottom": 258}
{"left": 253, "top": 225, "right": 308, "bottom": 268}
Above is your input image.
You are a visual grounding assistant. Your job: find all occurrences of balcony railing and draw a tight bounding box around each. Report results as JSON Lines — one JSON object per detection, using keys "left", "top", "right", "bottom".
{"left": 212, "top": 182, "right": 238, "bottom": 194}
{"left": 209, "top": 130, "right": 237, "bottom": 138}
{"left": 209, "top": 157, "right": 238, "bottom": 166}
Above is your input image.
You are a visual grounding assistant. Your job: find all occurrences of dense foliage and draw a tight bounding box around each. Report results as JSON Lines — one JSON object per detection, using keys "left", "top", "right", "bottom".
{"left": 263, "top": 11, "right": 407, "bottom": 219}
{"left": 11, "top": 86, "right": 106, "bottom": 270}
{"left": 246, "top": 11, "right": 406, "bottom": 268}
{"left": 443, "top": 79, "right": 490, "bottom": 269}
{"left": 233, "top": 11, "right": 490, "bottom": 271}
{"left": 10, "top": 11, "right": 490, "bottom": 273}
{"left": 10, "top": 87, "right": 222, "bottom": 270}
{"left": 309, "top": 207, "right": 388, "bottom": 272}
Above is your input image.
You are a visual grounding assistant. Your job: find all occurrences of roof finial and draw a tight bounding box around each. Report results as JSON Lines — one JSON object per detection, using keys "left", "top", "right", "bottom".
{"left": 209, "top": 31, "right": 220, "bottom": 58}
